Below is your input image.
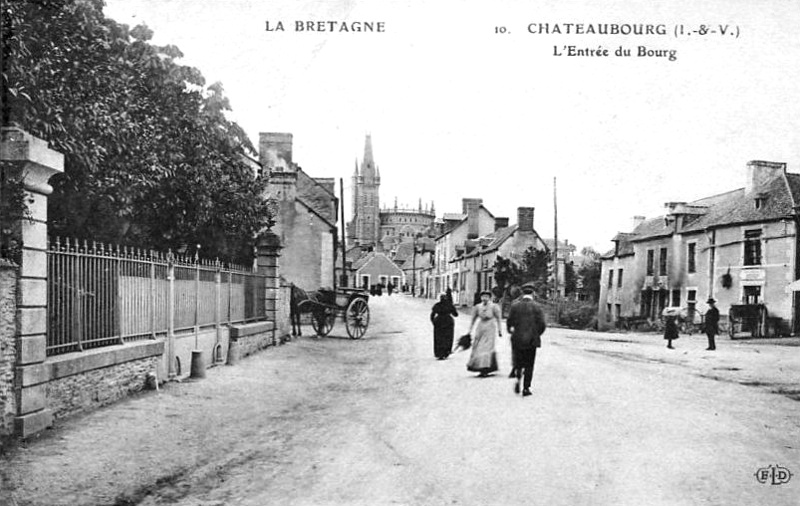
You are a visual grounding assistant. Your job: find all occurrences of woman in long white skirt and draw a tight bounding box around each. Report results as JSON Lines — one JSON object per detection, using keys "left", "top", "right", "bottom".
{"left": 466, "top": 290, "right": 502, "bottom": 376}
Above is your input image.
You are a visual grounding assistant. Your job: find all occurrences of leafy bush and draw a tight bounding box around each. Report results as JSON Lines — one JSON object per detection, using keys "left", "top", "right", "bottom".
{"left": 557, "top": 302, "right": 598, "bottom": 330}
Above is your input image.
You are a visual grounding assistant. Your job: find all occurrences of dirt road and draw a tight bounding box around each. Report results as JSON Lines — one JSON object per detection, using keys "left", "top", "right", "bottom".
{"left": 2, "top": 295, "right": 798, "bottom": 505}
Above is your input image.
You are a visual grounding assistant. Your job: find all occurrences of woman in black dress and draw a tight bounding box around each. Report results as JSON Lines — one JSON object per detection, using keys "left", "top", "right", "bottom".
{"left": 664, "top": 314, "right": 679, "bottom": 349}
{"left": 431, "top": 292, "right": 458, "bottom": 359}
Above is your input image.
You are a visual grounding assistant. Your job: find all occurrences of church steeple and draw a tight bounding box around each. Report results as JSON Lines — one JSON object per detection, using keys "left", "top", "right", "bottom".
{"left": 361, "top": 134, "right": 376, "bottom": 180}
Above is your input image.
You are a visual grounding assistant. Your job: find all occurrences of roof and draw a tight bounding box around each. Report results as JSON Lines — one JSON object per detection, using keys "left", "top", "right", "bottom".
{"left": 619, "top": 167, "right": 799, "bottom": 246}
{"left": 541, "top": 238, "right": 574, "bottom": 253}
{"left": 628, "top": 215, "right": 674, "bottom": 242}
{"left": 602, "top": 233, "right": 636, "bottom": 259}
{"left": 681, "top": 176, "right": 795, "bottom": 232}
{"left": 462, "top": 225, "right": 518, "bottom": 259}
{"left": 786, "top": 173, "right": 800, "bottom": 206}
{"left": 352, "top": 251, "right": 404, "bottom": 276}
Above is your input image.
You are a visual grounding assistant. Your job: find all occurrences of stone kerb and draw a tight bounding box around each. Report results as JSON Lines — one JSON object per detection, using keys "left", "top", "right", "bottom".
{"left": 1, "top": 127, "right": 64, "bottom": 438}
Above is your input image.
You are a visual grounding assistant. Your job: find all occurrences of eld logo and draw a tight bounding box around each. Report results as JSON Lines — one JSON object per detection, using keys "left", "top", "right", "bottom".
{"left": 755, "top": 465, "right": 793, "bottom": 485}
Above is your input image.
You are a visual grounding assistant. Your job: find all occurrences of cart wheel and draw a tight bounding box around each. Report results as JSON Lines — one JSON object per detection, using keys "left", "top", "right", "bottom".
{"left": 345, "top": 298, "right": 370, "bottom": 339}
{"left": 311, "top": 308, "right": 336, "bottom": 337}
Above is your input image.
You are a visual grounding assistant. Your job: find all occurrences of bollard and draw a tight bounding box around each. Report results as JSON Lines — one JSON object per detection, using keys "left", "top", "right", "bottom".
{"left": 190, "top": 350, "right": 206, "bottom": 379}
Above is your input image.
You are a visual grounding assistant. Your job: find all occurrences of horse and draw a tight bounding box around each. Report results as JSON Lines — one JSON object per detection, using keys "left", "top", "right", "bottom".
{"left": 289, "top": 283, "right": 309, "bottom": 337}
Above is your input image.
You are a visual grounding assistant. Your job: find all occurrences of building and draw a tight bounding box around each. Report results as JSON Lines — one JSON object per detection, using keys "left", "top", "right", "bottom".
{"left": 428, "top": 198, "right": 496, "bottom": 304}
{"left": 598, "top": 160, "right": 800, "bottom": 335}
{"left": 448, "top": 207, "right": 549, "bottom": 306}
{"left": 542, "top": 238, "right": 578, "bottom": 298}
{"left": 260, "top": 132, "right": 339, "bottom": 291}
{"left": 347, "top": 135, "right": 435, "bottom": 248}
{"left": 351, "top": 251, "right": 404, "bottom": 291}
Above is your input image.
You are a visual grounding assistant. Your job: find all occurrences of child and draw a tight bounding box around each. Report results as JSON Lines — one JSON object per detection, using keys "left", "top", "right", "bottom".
{"left": 664, "top": 315, "right": 679, "bottom": 349}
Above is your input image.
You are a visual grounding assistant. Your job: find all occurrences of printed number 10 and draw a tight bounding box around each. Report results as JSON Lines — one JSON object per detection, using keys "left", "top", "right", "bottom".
{"left": 495, "top": 26, "right": 507, "bottom": 34}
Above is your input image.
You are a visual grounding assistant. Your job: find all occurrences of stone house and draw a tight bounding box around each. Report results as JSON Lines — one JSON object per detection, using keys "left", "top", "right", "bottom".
{"left": 260, "top": 132, "right": 339, "bottom": 291}
{"left": 540, "top": 238, "right": 577, "bottom": 299}
{"left": 598, "top": 160, "right": 800, "bottom": 334}
{"left": 430, "top": 198, "right": 496, "bottom": 305}
{"left": 351, "top": 251, "right": 405, "bottom": 291}
{"left": 450, "top": 207, "right": 548, "bottom": 306}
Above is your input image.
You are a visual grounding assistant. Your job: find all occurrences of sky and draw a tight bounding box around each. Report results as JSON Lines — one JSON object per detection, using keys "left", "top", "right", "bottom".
{"left": 103, "top": 0, "right": 800, "bottom": 252}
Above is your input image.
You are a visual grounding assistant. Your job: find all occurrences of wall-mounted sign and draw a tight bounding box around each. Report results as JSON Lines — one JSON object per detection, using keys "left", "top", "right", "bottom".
{"left": 740, "top": 269, "right": 765, "bottom": 281}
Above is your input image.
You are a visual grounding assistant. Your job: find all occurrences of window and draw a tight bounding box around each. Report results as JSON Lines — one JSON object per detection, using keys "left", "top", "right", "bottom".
{"left": 744, "top": 230, "right": 762, "bottom": 266}
{"left": 646, "top": 250, "right": 655, "bottom": 275}
{"left": 744, "top": 285, "right": 761, "bottom": 304}
{"left": 671, "top": 289, "right": 680, "bottom": 307}
{"left": 617, "top": 268, "right": 623, "bottom": 288}
{"left": 687, "top": 289, "right": 697, "bottom": 318}
{"left": 659, "top": 247, "right": 668, "bottom": 276}
{"left": 687, "top": 243, "right": 696, "bottom": 273}
{"left": 608, "top": 269, "right": 614, "bottom": 288}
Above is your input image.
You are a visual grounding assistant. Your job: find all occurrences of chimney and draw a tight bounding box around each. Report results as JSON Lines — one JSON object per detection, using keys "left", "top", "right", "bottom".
{"left": 632, "top": 215, "right": 646, "bottom": 230}
{"left": 259, "top": 132, "right": 293, "bottom": 172}
{"left": 494, "top": 217, "right": 509, "bottom": 231}
{"left": 745, "top": 160, "right": 785, "bottom": 194}
{"left": 517, "top": 207, "right": 535, "bottom": 232}
{"left": 462, "top": 198, "right": 482, "bottom": 239}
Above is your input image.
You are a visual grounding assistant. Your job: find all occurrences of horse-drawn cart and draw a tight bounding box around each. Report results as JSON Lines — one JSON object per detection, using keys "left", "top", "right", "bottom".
{"left": 297, "top": 287, "right": 370, "bottom": 339}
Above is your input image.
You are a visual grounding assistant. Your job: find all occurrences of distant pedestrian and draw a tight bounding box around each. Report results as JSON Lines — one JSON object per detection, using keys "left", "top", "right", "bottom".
{"left": 446, "top": 287, "right": 453, "bottom": 304}
{"left": 387, "top": 283, "right": 394, "bottom": 296}
{"left": 506, "top": 283, "right": 546, "bottom": 397}
{"left": 430, "top": 292, "right": 458, "bottom": 360}
{"left": 466, "top": 290, "right": 501, "bottom": 377}
{"left": 704, "top": 298, "right": 719, "bottom": 350}
{"left": 664, "top": 314, "right": 679, "bottom": 349}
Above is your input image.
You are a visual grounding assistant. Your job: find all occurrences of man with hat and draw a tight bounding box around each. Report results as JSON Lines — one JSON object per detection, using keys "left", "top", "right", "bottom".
{"left": 506, "top": 282, "right": 547, "bottom": 397}
{"left": 704, "top": 297, "right": 719, "bottom": 351}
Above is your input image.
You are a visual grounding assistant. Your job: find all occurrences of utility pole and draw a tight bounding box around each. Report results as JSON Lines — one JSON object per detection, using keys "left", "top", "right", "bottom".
{"left": 412, "top": 236, "right": 417, "bottom": 297}
{"left": 553, "top": 176, "right": 560, "bottom": 322}
{"left": 339, "top": 178, "right": 348, "bottom": 288}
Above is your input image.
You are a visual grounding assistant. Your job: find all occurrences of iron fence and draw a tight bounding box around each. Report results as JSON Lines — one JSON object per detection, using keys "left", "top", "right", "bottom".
{"left": 47, "top": 237, "right": 267, "bottom": 356}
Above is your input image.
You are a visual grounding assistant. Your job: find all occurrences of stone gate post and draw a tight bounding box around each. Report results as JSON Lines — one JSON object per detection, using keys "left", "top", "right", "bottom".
{"left": 256, "top": 231, "right": 282, "bottom": 344}
{"left": 1, "top": 127, "right": 64, "bottom": 437}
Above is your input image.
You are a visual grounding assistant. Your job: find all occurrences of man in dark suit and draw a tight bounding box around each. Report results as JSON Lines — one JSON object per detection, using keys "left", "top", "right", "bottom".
{"left": 704, "top": 297, "right": 720, "bottom": 351}
{"left": 506, "top": 283, "right": 546, "bottom": 397}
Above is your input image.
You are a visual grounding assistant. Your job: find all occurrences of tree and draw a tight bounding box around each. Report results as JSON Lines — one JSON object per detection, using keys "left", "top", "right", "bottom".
{"left": 563, "top": 261, "right": 577, "bottom": 296}
{"left": 492, "top": 255, "right": 522, "bottom": 299}
{"left": 519, "top": 247, "right": 551, "bottom": 298}
{"left": 577, "top": 255, "right": 602, "bottom": 301}
{"left": 2, "top": 0, "right": 273, "bottom": 264}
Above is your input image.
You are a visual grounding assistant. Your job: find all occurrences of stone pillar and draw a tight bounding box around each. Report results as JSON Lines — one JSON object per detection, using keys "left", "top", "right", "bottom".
{"left": 1, "top": 260, "right": 18, "bottom": 437}
{"left": 256, "top": 231, "right": 282, "bottom": 344}
{"left": 0, "top": 127, "right": 64, "bottom": 437}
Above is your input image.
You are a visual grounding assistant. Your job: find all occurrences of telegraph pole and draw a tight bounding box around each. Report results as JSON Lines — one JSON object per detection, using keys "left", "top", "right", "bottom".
{"left": 339, "top": 178, "right": 348, "bottom": 288}
{"left": 553, "top": 177, "right": 560, "bottom": 321}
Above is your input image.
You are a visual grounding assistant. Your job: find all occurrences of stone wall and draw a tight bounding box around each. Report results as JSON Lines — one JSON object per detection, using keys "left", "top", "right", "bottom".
{"left": 46, "top": 355, "right": 160, "bottom": 420}
{"left": 230, "top": 321, "right": 275, "bottom": 360}
{"left": 0, "top": 261, "right": 18, "bottom": 437}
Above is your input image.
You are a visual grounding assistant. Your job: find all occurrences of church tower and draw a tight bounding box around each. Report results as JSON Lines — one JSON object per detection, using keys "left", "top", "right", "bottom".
{"left": 349, "top": 134, "right": 381, "bottom": 247}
